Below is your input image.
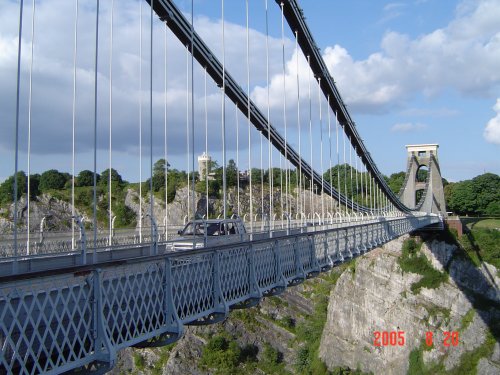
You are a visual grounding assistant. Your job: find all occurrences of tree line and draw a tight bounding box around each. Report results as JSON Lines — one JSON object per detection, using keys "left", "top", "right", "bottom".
{"left": 1, "top": 160, "right": 498, "bottom": 217}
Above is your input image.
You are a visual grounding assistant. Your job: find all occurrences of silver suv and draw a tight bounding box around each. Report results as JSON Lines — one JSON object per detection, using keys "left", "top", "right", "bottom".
{"left": 169, "top": 217, "right": 247, "bottom": 251}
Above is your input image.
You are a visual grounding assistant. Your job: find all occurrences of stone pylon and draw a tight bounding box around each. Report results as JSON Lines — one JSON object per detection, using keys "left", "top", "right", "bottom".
{"left": 400, "top": 144, "right": 447, "bottom": 216}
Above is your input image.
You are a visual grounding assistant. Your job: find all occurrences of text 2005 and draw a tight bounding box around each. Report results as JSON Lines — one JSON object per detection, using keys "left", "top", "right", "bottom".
{"left": 373, "top": 331, "right": 405, "bottom": 346}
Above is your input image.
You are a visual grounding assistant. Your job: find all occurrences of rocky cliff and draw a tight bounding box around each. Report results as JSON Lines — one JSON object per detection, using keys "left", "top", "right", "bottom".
{"left": 319, "top": 234, "right": 500, "bottom": 375}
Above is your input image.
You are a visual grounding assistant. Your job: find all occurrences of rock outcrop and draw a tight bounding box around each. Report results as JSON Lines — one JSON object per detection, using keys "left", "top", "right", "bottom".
{"left": 319, "top": 235, "right": 500, "bottom": 374}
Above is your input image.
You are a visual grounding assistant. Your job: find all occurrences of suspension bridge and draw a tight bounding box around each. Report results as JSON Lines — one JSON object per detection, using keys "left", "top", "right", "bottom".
{"left": 0, "top": 0, "right": 445, "bottom": 373}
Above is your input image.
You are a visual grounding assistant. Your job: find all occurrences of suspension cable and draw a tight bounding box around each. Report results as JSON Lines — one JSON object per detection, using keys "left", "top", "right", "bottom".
{"left": 307, "top": 55, "right": 313, "bottom": 219}
{"left": 190, "top": 0, "right": 195, "bottom": 221}
{"left": 349, "top": 136, "right": 353, "bottom": 213}
{"left": 185, "top": 45, "right": 190, "bottom": 221}
{"left": 361, "top": 160, "right": 365, "bottom": 208}
{"left": 343, "top": 128, "right": 347, "bottom": 217}
{"left": 236, "top": 103, "right": 240, "bottom": 215}
{"left": 92, "top": 0, "right": 100, "bottom": 259}
{"left": 71, "top": 0, "right": 79, "bottom": 250}
{"left": 204, "top": 67, "right": 209, "bottom": 219}
{"left": 246, "top": 0, "right": 253, "bottom": 232}
{"left": 262, "top": 134, "right": 265, "bottom": 226}
{"left": 335, "top": 111, "right": 340, "bottom": 215}
{"left": 355, "top": 147, "right": 359, "bottom": 213}
{"left": 221, "top": 0, "right": 227, "bottom": 219}
{"left": 265, "top": 0, "right": 272, "bottom": 230}
{"left": 150, "top": 0, "right": 155, "bottom": 252}
{"left": 280, "top": 2, "right": 289, "bottom": 223}
{"left": 138, "top": 0, "right": 143, "bottom": 241}
{"left": 164, "top": 22, "right": 168, "bottom": 236}
{"left": 109, "top": 0, "right": 114, "bottom": 246}
{"left": 295, "top": 31, "right": 301, "bottom": 223}
{"left": 368, "top": 172, "right": 373, "bottom": 215}
{"left": 27, "top": 0, "right": 36, "bottom": 255}
{"left": 327, "top": 96, "right": 333, "bottom": 216}
{"left": 318, "top": 78, "right": 324, "bottom": 223}
{"left": 13, "top": 0, "right": 24, "bottom": 272}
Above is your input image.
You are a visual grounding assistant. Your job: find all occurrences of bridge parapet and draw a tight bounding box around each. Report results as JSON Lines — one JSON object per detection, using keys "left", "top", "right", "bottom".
{"left": 0, "top": 215, "right": 441, "bottom": 374}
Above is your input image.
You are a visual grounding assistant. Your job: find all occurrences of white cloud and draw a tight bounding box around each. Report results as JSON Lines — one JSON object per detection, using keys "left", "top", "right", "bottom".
{"left": 399, "top": 107, "right": 459, "bottom": 117}
{"left": 483, "top": 99, "right": 500, "bottom": 145}
{"left": 384, "top": 3, "right": 405, "bottom": 12}
{"left": 253, "top": 0, "right": 500, "bottom": 114}
{"left": 391, "top": 122, "right": 427, "bottom": 132}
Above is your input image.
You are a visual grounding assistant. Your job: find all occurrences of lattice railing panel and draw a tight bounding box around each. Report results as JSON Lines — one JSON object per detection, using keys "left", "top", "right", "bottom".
{"left": 254, "top": 242, "right": 278, "bottom": 290}
{"left": 0, "top": 275, "right": 94, "bottom": 374}
{"left": 312, "top": 233, "right": 328, "bottom": 267}
{"left": 297, "top": 236, "right": 315, "bottom": 273}
{"left": 171, "top": 253, "right": 214, "bottom": 322}
{"left": 325, "top": 231, "right": 340, "bottom": 262}
{"left": 219, "top": 246, "right": 251, "bottom": 304}
{"left": 101, "top": 261, "right": 165, "bottom": 348}
{"left": 278, "top": 238, "right": 296, "bottom": 280}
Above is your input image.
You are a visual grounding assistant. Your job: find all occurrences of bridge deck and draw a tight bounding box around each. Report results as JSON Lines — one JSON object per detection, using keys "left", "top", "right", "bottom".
{"left": 0, "top": 215, "right": 440, "bottom": 374}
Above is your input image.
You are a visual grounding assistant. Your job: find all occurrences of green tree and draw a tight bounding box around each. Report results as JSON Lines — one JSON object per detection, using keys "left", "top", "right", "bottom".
{"left": 250, "top": 168, "right": 264, "bottom": 185}
{"left": 76, "top": 170, "right": 96, "bottom": 187}
{"left": 153, "top": 158, "right": 169, "bottom": 175}
{"left": 28, "top": 174, "right": 40, "bottom": 199}
{"left": 39, "top": 169, "right": 67, "bottom": 192}
{"left": 0, "top": 171, "right": 27, "bottom": 204}
{"left": 386, "top": 171, "right": 406, "bottom": 194}
{"left": 100, "top": 168, "right": 123, "bottom": 186}
{"left": 226, "top": 159, "right": 238, "bottom": 187}
{"left": 113, "top": 203, "right": 136, "bottom": 228}
{"left": 150, "top": 159, "right": 171, "bottom": 192}
{"left": 195, "top": 179, "right": 220, "bottom": 197}
{"left": 447, "top": 173, "right": 500, "bottom": 215}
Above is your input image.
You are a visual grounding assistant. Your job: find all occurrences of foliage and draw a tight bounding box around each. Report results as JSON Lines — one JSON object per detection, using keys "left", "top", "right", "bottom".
{"left": 446, "top": 173, "right": 500, "bottom": 215}
{"left": 231, "top": 308, "right": 261, "bottom": 332}
{"left": 39, "top": 169, "right": 68, "bottom": 192}
{"left": 398, "top": 238, "right": 448, "bottom": 293}
{"left": 113, "top": 202, "right": 136, "bottom": 228}
{"left": 0, "top": 171, "right": 27, "bottom": 204}
{"left": 76, "top": 170, "right": 96, "bottom": 187}
{"left": 153, "top": 158, "right": 169, "bottom": 175}
{"left": 226, "top": 159, "right": 238, "bottom": 187}
{"left": 460, "top": 227, "right": 500, "bottom": 269}
{"left": 407, "top": 328, "right": 497, "bottom": 375}
{"left": 258, "top": 342, "right": 288, "bottom": 375}
{"left": 407, "top": 341, "right": 445, "bottom": 375}
{"left": 195, "top": 179, "right": 220, "bottom": 198}
{"left": 150, "top": 344, "right": 176, "bottom": 375}
{"left": 470, "top": 218, "right": 500, "bottom": 230}
{"left": 460, "top": 309, "right": 475, "bottom": 332}
{"left": 330, "top": 367, "right": 372, "bottom": 375}
{"left": 99, "top": 168, "right": 123, "bottom": 186}
{"left": 199, "top": 335, "right": 241, "bottom": 374}
{"left": 386, "top": 171, "right": 406, "bottom": 195}
{"left": 132, "top": 353, "right": 145, "bottom": 371}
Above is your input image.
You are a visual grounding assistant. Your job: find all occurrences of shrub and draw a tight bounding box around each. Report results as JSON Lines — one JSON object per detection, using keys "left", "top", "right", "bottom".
{"left": 199, "top": 335, "right": 241, "bottom": 374}
{"left": 398, "top": 238, "right": 448, "bottom": 293}
{"left": 39, "top": 169, "right": 67, "bottom": 191}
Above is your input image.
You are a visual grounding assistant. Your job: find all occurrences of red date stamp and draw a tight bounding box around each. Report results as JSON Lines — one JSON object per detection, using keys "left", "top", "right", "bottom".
{"left": 373, "top": 331, "right": 405, "bottom": 346}
{"left": 373, "top": 331, "right": 459, "bottom": 347}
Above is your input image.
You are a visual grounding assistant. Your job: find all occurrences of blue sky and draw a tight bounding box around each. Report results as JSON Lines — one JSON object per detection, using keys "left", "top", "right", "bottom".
{"left": 0, "top": 0, "right": 499, "bottom": 184}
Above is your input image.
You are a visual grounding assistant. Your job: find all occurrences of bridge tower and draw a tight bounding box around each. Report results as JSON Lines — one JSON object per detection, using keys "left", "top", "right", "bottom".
{"left": 401, "top": 144, "right": 447, "bottom": 216}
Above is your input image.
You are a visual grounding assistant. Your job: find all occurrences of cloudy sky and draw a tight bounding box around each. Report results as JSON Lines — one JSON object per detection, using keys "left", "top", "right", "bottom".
{"left": 1, "top": 0, "right": 499, "bottom": 184}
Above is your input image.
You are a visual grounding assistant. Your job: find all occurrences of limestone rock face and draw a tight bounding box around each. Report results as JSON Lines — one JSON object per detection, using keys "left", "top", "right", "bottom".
{"left": 319, "top": 235, "right": 500, "bottom": 375}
